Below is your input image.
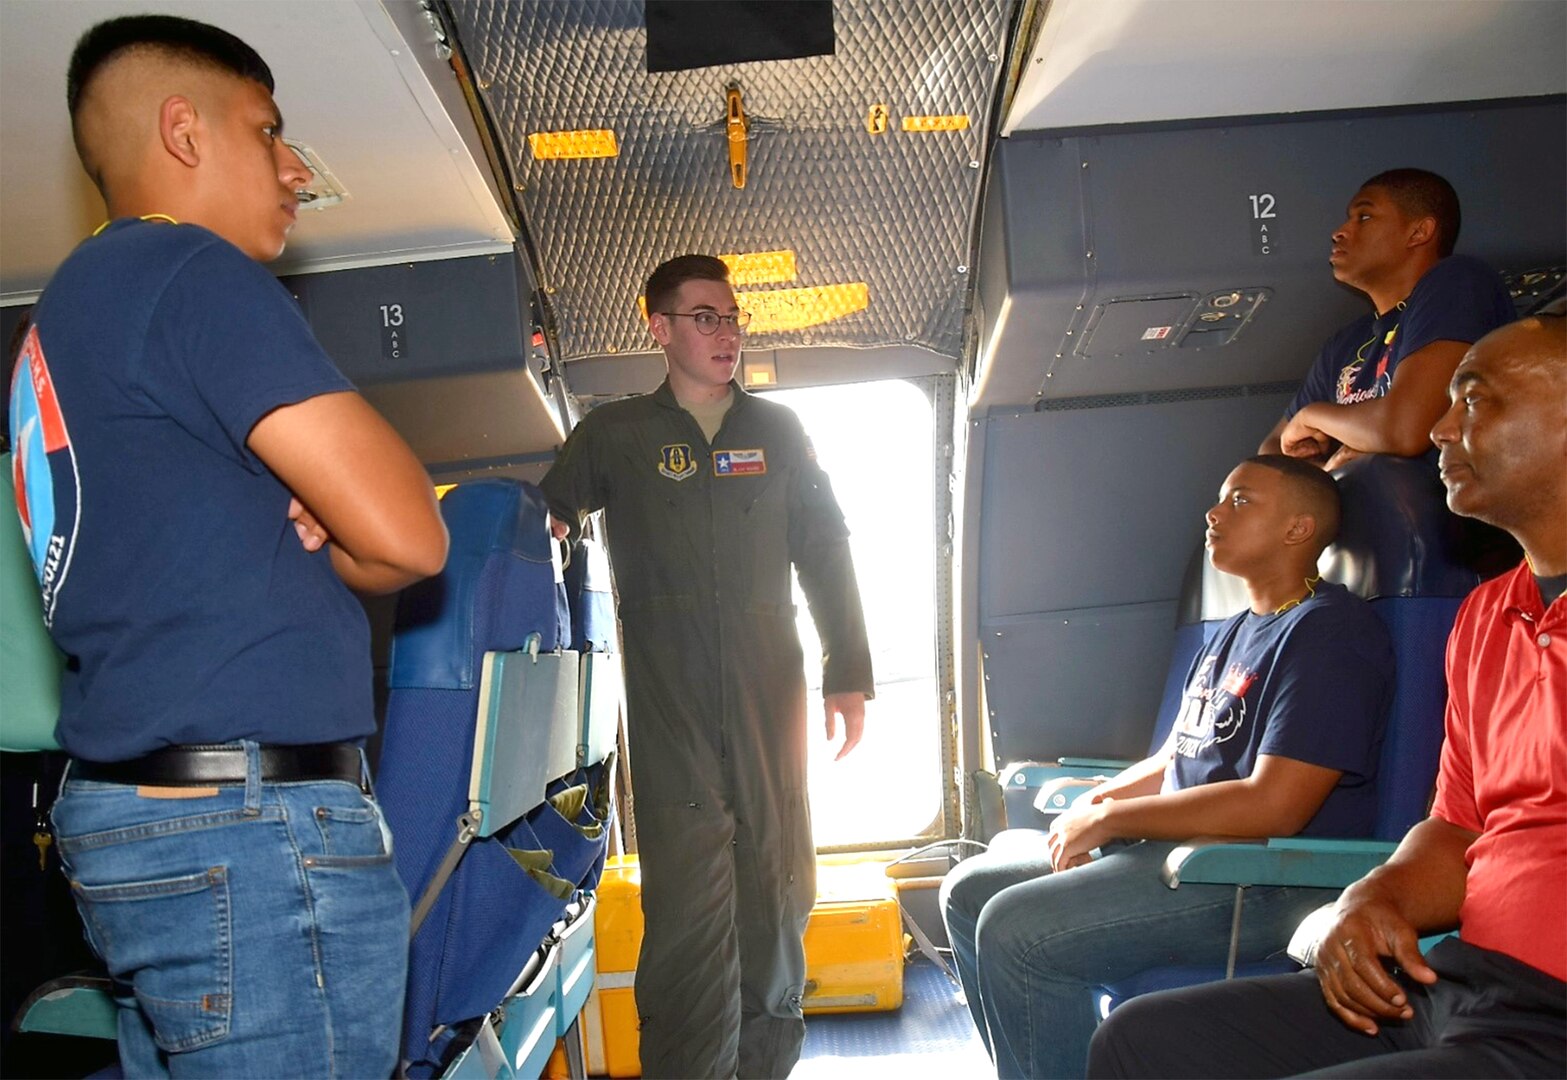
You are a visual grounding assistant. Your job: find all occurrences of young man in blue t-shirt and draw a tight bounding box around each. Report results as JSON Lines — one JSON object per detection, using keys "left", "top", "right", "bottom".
{"left": 940, "top": 455, "right": 1394, "bottom": 1079}
{"left": 8, "top": 15, "right": 447, "bottom": 1076}
{"left": 1259, "top": 169, "right": 1513, "bottom": 470}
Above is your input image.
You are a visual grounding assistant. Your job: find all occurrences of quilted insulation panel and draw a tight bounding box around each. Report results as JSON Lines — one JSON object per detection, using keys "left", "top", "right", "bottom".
{"left": 447, "top": 0, "right": 1015, "bottom": 362}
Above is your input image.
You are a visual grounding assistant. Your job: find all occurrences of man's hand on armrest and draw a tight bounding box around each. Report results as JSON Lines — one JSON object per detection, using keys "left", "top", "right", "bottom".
{"left": 1047, "top": 753, "right": 1344, "bottom": 873}
{"left": 1312, "top": 816, "right": 1474, "bottom": 1036}
{"left": 249, "top": 391, "right": 448, "bottom": 594}
{"left": 1042, "top": 748, "right": 1175, "bottom": 869}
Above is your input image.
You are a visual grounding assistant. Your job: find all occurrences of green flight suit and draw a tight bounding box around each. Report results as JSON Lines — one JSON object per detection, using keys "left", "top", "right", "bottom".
{"left": 541, "top": 380, "right": 873, "bottom": 1079}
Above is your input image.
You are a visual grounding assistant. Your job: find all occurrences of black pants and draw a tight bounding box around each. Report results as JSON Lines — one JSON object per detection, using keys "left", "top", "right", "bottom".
{"left": 1088, "top": 938, "right": 1566, "bottom": 1079}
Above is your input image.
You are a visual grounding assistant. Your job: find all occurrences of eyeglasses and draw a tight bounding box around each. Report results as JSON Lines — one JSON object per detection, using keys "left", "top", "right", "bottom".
{"left": 657, "top": 310, "right": 753, "bottom": 335}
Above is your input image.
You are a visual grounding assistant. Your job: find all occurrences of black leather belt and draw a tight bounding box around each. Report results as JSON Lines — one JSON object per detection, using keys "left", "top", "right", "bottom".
{"left": 72, "top": 743, "right": 364, "bottom": 788}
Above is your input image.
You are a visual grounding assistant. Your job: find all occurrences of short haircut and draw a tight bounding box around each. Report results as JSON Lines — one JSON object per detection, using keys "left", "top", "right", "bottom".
{"left": 1245, "top": 454, "right": 1342, "bottom": 550}
{"left": 67, "top": 14, "right": 274, "bottom": 120}
{"left": 645, "top": 255, "right": 731, "bottom": 315}
{"left": 1359, "top": 168, "right": 1461, "bottom": 258}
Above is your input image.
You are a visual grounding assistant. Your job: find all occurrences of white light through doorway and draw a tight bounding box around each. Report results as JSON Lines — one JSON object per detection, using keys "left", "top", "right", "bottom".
{"left": 766, "top": 379, "right": 941, "bottom": 848}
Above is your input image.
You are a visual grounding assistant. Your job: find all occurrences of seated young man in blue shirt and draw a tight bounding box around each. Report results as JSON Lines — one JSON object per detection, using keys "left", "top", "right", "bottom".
{"left": 1259, "top": 168, "right": 1513, "bottom": 470}
{"left": 940, "top": 455, "right": 1394, "bottom": 1079}
{"left": 8, "top": 15, "right": 447, "bottom": 1076}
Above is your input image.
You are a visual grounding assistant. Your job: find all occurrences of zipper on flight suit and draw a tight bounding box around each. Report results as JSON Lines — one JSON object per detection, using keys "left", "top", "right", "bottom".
{"left": 691, "top": 404, "right": 731, "bottom": 766}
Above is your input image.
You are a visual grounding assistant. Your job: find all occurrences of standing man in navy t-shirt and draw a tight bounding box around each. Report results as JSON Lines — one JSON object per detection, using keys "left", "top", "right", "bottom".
{"left": 1260, "top": 169, "right": 1513, "bottom": 470}
{"left": 939, "top": 455, "right": 1393, "bottom": 1079}
{"left": 8, "top": 15, "right": 447, "bottom": 1076}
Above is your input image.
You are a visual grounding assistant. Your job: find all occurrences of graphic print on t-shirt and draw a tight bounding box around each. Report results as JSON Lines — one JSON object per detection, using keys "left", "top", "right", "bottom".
{"left": 8, "top": 324, "right": 80, "bottom": 626}
{"left": 1335, "top": 326, "right": 1397, "bottom": 405}
{"left": 1172, "top": 655, "right": 1257, "bottom": 758}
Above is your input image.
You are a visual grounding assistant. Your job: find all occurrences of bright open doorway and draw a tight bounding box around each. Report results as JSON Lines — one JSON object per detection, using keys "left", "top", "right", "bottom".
{"left": 764, "top": 379, "right": 942, "bottom": 849}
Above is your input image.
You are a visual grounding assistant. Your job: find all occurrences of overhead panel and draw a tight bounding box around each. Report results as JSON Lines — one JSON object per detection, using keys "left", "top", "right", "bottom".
{"left": 447, "top": 0, "right": 1016, "bottom": 362}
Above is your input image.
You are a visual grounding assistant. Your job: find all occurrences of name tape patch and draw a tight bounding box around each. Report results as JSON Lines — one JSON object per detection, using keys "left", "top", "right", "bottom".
{"left": 713, "top": 449, "right": 766, "bottom": 476}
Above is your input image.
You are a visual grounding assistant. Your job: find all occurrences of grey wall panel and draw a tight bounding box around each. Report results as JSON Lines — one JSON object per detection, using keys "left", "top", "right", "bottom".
{"left": 0, "top": 303, "right": 26, "bottom": 347}
{"left": 280, "top": 252, "right": 570, "bottom": 472}
{"left": 284, "top": 253, "right": 531, "bottom": 387}
{"left": 981, "top": 602, "right": 1177, "bottom": 764}
{"left": 976, "top": 97, "right": 1567, "bottom": 407}
{"left": 979, "top": 391, "right": 1288, "bottom": 619}
{"left": 361, "top": 368, "right": 563, "bottom": 472}
{"left": 974, "top": 139, "right": 1090, "bottom": 401}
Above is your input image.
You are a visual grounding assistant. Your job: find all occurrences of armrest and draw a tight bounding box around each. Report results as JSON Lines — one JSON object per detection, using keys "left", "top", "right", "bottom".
{"left": 1160, "top": 837, "right": 1398, "bottom": 890}
{"left": 1055, "top": 757, "right": 1136, "bottom": 771}
{"left": 13, "top": 973, "right": 117, "bottom": 1039}
{"left": 1033, "top": 777, "right": 1100, "bottom": 814}
{"left": 1000, "top": 759, "right": 1130, "bottom": 791}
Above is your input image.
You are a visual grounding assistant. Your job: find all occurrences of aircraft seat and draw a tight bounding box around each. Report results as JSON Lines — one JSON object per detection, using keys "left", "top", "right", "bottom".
{"left": 379, "top": 479, "right": 611, "bottom": 1077}
{"left": 564, "top": 535, "right": 615, "bottom": 654}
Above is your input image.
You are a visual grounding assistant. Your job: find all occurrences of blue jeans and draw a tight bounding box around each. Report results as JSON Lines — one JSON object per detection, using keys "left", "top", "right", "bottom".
{"left": 52, "top": 743, "right": 409, "bottom": 1078}
{"left": 940, "top": 830, "right": 1333, "bottom": 1079}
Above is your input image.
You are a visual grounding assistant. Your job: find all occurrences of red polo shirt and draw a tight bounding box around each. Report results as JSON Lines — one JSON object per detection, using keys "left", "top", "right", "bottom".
{"left": 1432, "top": 561, "right": 1566, "bottom": 982}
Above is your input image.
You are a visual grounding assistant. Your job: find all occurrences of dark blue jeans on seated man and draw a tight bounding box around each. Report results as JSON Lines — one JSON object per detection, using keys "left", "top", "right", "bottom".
{"left": 1087, "top": 937, "right": 1567, "bottom": 1078}
{"left": 940, "top": 829, "right": 1336, "bottom": 1079}
{"left": 51, "top": 742, "right": 409, "bottom": 1078}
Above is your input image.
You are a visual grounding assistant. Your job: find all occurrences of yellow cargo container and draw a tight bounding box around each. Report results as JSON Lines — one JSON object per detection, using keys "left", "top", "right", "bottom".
{"left": 584, "top": 854, "right": 906, "bottom": 1077}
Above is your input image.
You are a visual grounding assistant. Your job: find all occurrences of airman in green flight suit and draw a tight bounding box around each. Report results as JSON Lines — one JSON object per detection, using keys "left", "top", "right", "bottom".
{"left": 542, "top": 255, "right": 874, "bottom": 1079}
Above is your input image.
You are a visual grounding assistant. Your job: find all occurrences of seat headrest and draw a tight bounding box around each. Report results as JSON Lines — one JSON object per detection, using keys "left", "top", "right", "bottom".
{"left": 1190, "top": 455, "right": 1481, "bottom": 624}
{"left": 1318, "top": 454, "right": 1479, "bottom": 601}
{"left": 389, "top": 479, "right": 559, "bottom": 691}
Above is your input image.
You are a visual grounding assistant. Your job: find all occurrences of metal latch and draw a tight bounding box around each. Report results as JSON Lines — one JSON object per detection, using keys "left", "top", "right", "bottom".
{"left": 727, "top": 84, "right": 749, "bottom": 189}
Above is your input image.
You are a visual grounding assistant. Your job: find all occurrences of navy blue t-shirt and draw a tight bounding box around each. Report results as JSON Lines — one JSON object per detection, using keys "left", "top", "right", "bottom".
{"left": 1286, "top": 255, "right": 1514, "bottom": 419}
{"left": 1163, "top": 581, "right": 1394, "bottom": 837}
{"left": 8, "top": 219, "right": 370, "bottom": 761}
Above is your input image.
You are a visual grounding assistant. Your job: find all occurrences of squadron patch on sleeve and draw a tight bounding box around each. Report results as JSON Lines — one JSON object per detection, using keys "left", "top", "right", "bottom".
{"left": 713, "top": 449, "right": 766, "bottom": 476}
{"left": 658, "top": 443, "right": 698, "bottom": 481}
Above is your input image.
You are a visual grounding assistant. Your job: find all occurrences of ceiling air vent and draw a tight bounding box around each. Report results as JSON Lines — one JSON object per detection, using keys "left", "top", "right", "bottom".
{"left": 284, "top": 140, "right": 350, "bottom": 211}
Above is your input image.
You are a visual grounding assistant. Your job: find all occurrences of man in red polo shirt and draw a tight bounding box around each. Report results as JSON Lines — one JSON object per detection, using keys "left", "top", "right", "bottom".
{"left": 1087, "top": 313, "right": 1566, "bottom": 1079}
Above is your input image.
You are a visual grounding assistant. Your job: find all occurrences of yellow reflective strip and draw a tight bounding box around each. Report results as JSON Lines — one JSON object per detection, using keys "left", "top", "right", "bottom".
{"left": 902, "top": 114, "right": 970, "bottom": 132}
{"left": 739, "top": 283, "right": 870, "bottom": 334}
{"left": 719, "top": 249, "right": 798, "bottom": 286}
{"left": 435, "top": 484, "right": 458, "bottom": 500}
{"left": 528, "top": 129, "right": 619, "bottom": 160}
